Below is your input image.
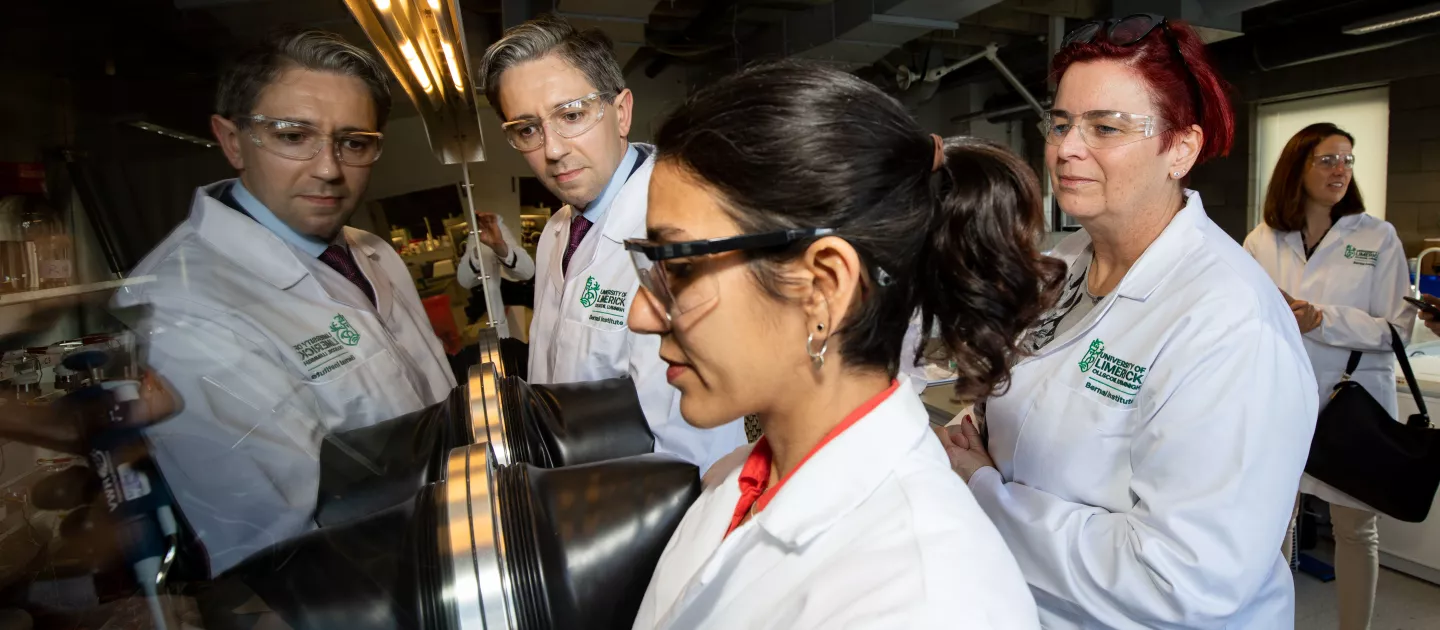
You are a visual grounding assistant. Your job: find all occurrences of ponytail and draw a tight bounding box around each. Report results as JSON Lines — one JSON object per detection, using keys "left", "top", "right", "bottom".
{"left": 915, "top": 137, "right": 1066, "bottom": 401}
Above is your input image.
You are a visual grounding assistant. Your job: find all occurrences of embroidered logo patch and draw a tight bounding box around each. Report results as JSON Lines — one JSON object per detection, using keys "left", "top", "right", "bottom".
{"left": 1078, "top": 339, "right": 1147, "bottom": 405}
{"left": 580, "top": 276, "right": 601, "bottom": 308}
{"left": 293, "top": 315, "right": 362, "bottom": 379}
{"left": 1343, "top": 245, "right": 1378, "bottom": 267}
{"left": 586, "top": 283, "right": 631, "bottom": 327}
{"left": 330, "top": 314, "right": 361, "bottom": 346}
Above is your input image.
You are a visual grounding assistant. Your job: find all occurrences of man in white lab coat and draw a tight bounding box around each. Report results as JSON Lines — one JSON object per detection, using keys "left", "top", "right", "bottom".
{"left": 477, "top": 15, "right": 745, "bottom": 472}
{"left": 455, "top": 212, "right": 535, "bottom": 334}
{"left": 112, "top": 31, "right": 455, "bottom": 576}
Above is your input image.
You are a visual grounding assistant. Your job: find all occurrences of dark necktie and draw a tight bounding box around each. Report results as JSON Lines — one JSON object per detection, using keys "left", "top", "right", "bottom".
{"left": 562, "top": 214, "right": 594, "bottom": 277}
{"left": 320, "top": 245, "right": 376, "bottom": 306}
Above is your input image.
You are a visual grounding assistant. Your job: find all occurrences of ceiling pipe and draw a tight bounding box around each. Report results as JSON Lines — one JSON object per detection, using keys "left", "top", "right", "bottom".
{"left": 949, "top": 99, "right": 1050, "bottom": 125}
{"left": 1247, "top": 17, "right": 1440, "bottom": 71}
{"left": 643, "top": 0, "right": 744, "bottom": 78}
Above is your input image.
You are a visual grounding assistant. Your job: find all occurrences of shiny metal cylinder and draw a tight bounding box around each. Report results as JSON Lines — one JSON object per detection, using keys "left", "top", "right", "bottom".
{"left": 438, "top": 442, "right": 514, "bottom": 630}
{"left": 467, "top": 363, "right": 510, "bottom": 466}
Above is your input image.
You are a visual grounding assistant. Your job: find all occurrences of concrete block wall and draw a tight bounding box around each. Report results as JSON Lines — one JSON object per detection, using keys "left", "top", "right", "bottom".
{"left": 1189, "top": 104, "right": 1254, "bottom": 241}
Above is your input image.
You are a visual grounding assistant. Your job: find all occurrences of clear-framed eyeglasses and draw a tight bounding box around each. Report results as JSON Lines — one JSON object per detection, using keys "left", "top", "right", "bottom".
{"left": 1038, "top": 110, "right": 1171, "bottom": 150}
{"left": 236, "top": 114, "right": 385, "bottom": 166}
{"left": 502, "top": 92, "right": 613, "bottom": 152}
{"left": 1313, "top": 153, "right": 1356, "bottom": 171}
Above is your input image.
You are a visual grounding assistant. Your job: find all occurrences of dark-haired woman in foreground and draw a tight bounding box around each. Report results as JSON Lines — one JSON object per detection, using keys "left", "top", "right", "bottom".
{"left": 625, "top": 61, "right": 1054, "bottom": 629}
{"left": 935, "top": 15, "right": 1318, "bottom": 629}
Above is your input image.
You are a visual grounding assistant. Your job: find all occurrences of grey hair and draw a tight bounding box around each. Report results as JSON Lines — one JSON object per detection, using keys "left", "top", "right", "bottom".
{"left": 478, "top": 14, "right": 626, "bottom": 120}
{"left": 216, "top": 30, "right": 393, "bottom": 129}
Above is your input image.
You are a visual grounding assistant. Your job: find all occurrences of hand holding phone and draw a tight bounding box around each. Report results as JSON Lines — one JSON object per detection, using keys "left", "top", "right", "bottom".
{"left": 1404, "top": 295, "right": 1440, "bottom": 319}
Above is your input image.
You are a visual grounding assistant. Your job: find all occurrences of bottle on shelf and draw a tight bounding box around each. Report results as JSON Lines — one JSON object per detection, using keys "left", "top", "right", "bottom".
{"left": 20, "top": 196, "right": 73, "bottom": 290}
{"left": 0, "top": 196, "right": 32, "bottom": 294}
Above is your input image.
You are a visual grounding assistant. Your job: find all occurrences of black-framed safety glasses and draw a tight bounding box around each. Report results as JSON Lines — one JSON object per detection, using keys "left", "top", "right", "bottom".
{"left": 1062, "top": 13, "right": 1170, "bottom": 48}
{"left": 624, "top": 228, "right": 835, "bottom": 318}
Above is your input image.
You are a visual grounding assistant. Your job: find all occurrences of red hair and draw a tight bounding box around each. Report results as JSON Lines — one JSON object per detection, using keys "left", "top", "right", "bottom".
{"left": 1051, "top": 19, "right": 1234, "bottom": 165}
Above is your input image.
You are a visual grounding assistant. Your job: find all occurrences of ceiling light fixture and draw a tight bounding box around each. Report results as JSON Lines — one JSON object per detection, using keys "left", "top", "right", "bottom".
{"left": 343, "top": 0, "right": 498, "bottom": 332}
{"left": 128, "top": 122, "right": 216, "bottom": 148}
{"left": 1343, "top": 2, "right": 1440, "bottom": 35}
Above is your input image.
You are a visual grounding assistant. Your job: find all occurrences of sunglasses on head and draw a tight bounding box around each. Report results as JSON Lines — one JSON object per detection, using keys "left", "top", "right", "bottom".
{"left": 1062, "top": 13, "right": 1171, "bottom": 48}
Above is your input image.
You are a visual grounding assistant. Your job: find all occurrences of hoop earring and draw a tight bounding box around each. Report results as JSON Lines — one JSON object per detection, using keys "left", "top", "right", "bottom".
{"left": 807, "top": 331, "right": 829, "bottom": 369}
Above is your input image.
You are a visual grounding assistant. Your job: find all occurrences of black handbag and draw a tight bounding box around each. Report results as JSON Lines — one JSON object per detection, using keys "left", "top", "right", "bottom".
{"left": 1305, "top": 324, "right": 1439, "bottom": 522}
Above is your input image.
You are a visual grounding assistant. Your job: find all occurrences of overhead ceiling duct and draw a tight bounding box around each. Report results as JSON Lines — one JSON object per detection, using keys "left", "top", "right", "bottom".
{"left": 1202, "top": 0, "right": 1440, "bottom": 74}
{"left": 764, "top": 0, "right": 1009, "bottom": 69}
{"left": 1110, "top": 0, "right": 1277, "bottom": 43}
{"left": 553, "top": 0, "right": 664, "bottom": 66}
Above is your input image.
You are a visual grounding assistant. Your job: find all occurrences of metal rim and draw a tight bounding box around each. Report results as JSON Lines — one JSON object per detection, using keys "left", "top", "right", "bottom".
{"left": 470, "top": 443, "right": 517, "bottom": 630}
{"left": 441, "top": 443, "right": 515, "bottom": 630}
{"left": 442, "top": 445, "right": 485, "bottom": 630}
{"left": 476, "top": 328, "right": 501, "bottom": 370}
{"left": 468, "top": 363, "right": 511, "bottom": 466}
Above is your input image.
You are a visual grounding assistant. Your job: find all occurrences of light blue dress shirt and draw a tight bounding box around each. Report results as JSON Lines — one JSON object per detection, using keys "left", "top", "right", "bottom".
{"left": 576, "top": 144, "right": 640, "bottom": 225}
{"left": 229, "top": 180, "right": 333, "bottom": 257}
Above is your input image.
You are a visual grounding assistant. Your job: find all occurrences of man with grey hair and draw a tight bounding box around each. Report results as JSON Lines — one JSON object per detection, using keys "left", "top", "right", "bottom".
{"left": 479, "top": 15, "right": 745, "bottom": 473}
{"left": 113, "top": 30, "right": 455, "bottom": 575}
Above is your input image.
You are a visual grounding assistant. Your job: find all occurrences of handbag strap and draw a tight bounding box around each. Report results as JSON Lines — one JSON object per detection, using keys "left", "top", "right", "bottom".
{"left": 1388, "top": 323, "right": 1431, "bottom": 422}
{"left": 1343, "top": 350, "right": 1363, "bottom": 378}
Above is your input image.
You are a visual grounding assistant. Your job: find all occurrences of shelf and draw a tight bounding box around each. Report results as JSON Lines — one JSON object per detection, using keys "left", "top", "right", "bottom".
{"left": 0, "top": 276, "right": 156, "bottom": 307}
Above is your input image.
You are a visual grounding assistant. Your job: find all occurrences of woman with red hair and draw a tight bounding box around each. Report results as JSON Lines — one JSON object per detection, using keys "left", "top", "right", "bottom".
{"left": 937, "top": 14, "right": 1318, "bottom": 628}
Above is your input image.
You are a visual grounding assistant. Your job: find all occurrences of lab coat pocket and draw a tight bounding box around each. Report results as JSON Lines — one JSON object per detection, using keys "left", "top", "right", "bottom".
{"left": 306, "top": 348, "right": 422, "bottom": 430}
{"left": 560, "top": 314, "right": 629, "bottom": 374}
{"left": 1014, "top": 380, "right": 1136, "bottom": 508}
{"left": 1063, "top": 382, "right": 1139, "bottom": 437}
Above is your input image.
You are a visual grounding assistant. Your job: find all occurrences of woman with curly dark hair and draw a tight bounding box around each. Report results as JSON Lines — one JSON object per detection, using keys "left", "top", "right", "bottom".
{"left": 622, "top": 59, "right": 1058, "bottom": 629}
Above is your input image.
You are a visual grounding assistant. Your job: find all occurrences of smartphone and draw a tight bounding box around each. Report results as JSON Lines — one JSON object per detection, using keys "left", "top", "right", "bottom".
{"left": 1404, "top": 296, "right": 1440, "bottom": 318}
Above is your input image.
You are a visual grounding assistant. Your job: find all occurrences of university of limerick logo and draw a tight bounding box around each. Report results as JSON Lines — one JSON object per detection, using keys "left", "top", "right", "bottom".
{"left": 1078, "top": 339, "right": 1104, "bottom": 373}
{"left": 580, "top": 276, "right": 601, "bottom": 308}
{"left": 1344, "top": 244, "right": 1379, "bottom": 266}
{"left": 1077, "top": 338, "right": 1147, "bottom": 406}
{"left": 329, "top": 314, "right": 361, "bottom": 347}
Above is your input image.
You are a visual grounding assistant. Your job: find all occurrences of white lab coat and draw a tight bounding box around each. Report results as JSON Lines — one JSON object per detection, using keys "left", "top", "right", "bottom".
{"left": 456, "top": 217, "right": 535, "bottom": 340}
{"left": 527, "top": 145, "right": 745, "bottom": 473}
{"left": 1243, "top": 213, "right": 1418, "bottom": 510}
{"left": 455, "top": 216, "right": 536, "bottom": 292}
{"left": 969, "top": 192, "right": 1318, "bottom": 629}
{"left": 113, "top": 181, "right": 455, "bottom": 576}
{"left": 632, "top": 378, "right": 1040, "bottom": 630}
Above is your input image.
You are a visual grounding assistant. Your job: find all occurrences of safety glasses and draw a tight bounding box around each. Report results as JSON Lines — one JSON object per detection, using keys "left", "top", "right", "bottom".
{"left": 624, "top": 228, "right": 834, "bottom": 318}
{"left": 1065, "top": 14, "right": 1203, "bottom": 111}
{"left": 501, "top": 92, "right": 614, "bottom": 152}
{"left": 1038, "top": 110, "right": 1171, "bottom": 150}
{"left": 237, "top": 114, "right": 385, "bottom": 166}
{"left": 1313, "top": 153, "right": 1356, "bottom": 171}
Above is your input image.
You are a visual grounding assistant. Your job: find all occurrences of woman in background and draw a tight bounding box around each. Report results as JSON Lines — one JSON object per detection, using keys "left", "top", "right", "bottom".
{"left": 937, "top": 14, "right": 1318, "bottom": 628}
{"left": 1244, "top": 122, "right": 1417, "bottom": 630}
{"left": 626, "top": 61, "right": 1057, "bottom": 629}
